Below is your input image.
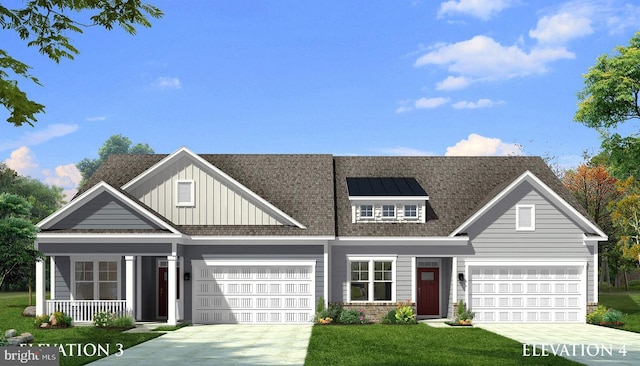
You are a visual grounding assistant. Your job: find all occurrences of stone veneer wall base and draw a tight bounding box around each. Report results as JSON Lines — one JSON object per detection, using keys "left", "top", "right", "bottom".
{"left": 332, "top": 302, "right": 416, "bottom": 323}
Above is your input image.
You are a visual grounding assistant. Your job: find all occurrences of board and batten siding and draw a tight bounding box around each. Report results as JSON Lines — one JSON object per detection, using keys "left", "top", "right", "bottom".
{"left": 49, "top": 192, "right": 160, "bottom": 230}
{"left": 460, "top": 182, "right": 596, "bottom": 303}
{"left": 129, "top": 155, "right": 282, "bottom": 226}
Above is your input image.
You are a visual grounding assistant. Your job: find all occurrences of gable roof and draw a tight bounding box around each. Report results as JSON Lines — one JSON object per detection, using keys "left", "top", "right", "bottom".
{"left": 77, "top": 151, "right": 336, "bottom": 236}
{"left": 334, "top": 156, "right": 597, "bottom": 237}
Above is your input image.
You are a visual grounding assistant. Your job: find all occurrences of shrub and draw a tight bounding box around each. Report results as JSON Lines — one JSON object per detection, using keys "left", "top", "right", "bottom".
{"left": 382, "top": 309, "right": 398, "bottom": 324}
{"left": 603, "top": 309, "right": 624, "bottom": 324}
{"left": 0, "top": 336, "right": 7, "bottom": 347}
{"left": 326, "top": 304, "right": 343, "bottom": 321}
{"left": 93, "top": 311, "right": 115, "bottom": 328}
{"left": 316, "top": 296, "right": 325, "bottom": 314}
{"left": 395, "top": 300, "right": 417, "bottom": 324}
{"left": 34, "top": 314, "right": 50, "bottom": 328}
{"left": 338, "top": 309, "right": 368, "bottom": 324}
{"left": 586, "top": 305, "right": 607, "bottom": 324}
{"left": 587, "top": 305, "right": 625, "bottom": 326}
{"left": 453, "top": 300, "right": 475, "bottom": 325}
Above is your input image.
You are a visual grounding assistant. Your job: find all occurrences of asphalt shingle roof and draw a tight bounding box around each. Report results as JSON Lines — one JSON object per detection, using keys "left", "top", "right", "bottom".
{"left": 69, "top": 153, "right": 591, "bottom": 238}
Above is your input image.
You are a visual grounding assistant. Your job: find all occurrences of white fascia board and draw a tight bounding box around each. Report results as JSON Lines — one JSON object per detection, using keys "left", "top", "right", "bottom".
{"left": 465, "top": 259, "right": 587, "bottom": 266}
{"left": 121, "top": 146, "right": 306, "bottom": 229}
{"left": 37, "top": 181, "right": 180, "bottom": 234}
{"left": 188, "top": 236, "right": 334, "bottom": 245}
{"left": 202, "top": 259, "right": 316, "bottom": 267}
{"left": 449, "top": 170, "right": 608, "bottom": 239}
{"left": 37, "top": 233, "right": 185, "bottom": 244}
{"left": 333, "top": 236, "right": 468, "bottom": 246}
{"left": 349, "top": 196, "right": 429, "bottom": 201}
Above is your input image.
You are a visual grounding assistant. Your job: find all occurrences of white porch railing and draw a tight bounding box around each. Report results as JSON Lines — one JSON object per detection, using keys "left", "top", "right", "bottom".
{"left": 46, "top": 300, "right": 129, "bottom": 323}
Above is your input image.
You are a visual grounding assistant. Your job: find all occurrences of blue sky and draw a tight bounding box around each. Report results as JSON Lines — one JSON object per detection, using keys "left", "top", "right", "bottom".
{"left": 1, "top": 0, "right": 640, "bottom": 199}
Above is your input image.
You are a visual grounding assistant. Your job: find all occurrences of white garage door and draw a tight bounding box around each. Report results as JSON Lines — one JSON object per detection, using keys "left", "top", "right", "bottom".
{"left": 470, "top": 265, "right": 585, "bottom": 322}
{"left": 193, "top": 262, "right": 315, "bottom": 324}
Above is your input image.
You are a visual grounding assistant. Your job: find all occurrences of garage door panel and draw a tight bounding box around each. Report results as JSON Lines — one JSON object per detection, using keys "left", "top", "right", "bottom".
{"left": 193, "top": 264, "right": 314, "bottom": 324}
{"left": 470, "top": 266, "right": 584, "bottom": 323}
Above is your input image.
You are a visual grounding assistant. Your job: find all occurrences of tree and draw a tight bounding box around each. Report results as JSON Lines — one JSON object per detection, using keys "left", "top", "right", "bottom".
{"left": 575, "top": 32, "right": 640, "bottom": 180}
{"left": 563, "top": 163, "right": 620, "bottom": 288}
{"left": 0, "top": 193, "right": 42, "bottom": 290}
{"left": 610, "top": 177, "right": 640, "bottom": 266}
{"left": 1, "top": 1, "right": 163, "bottom": 126}
{"left": 77, "top": 134, "right": 154, "bottom": 186}
{"left": 0, "top": 163, "right": 65, "bottom": 221}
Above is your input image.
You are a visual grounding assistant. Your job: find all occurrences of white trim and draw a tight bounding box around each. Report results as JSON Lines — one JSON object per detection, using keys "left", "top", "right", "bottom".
{"left": 593, "top": 244, "right": 598, "bottom": 304}
{"left": 136, "top": 256, "right": 142, "bottom": 321}
{"left": 189, "top": 236, "right": 334, "bottom": 243}
{"left": 70, "top": 256, "right": 122, "bottom": 301}
{"left": 324, "top": 242, "right": 329, "bottom": 308}
{"left": 167, "top": 255, "right": 177, "bottom": 325}
{"left": 403, "top": 204, "right": 419, "bottom": 219}
{"left": 359, "top": 204, "right": 374, "bottom": 219}
{"left": 450, "top": 170, "right": 607, "bottom": 239}
{"left": 515, "top": 204, "right": 535, "bottom": 231}
{"left": 452, "top": 257, "right": 458, "bottom": 308}
{"left": 202, "top": 259, "right": 317, "bottom": 267}
{"left": 415, "top": 257, "right": 442, "bottom": 317}
{"left": 121, "top": 146, "right": 306, "bottom": 229}
{"left": 125, "top": 256, "right": 135, "bottom": 316}
{"left": 335, "top": 236, "right": 468, "bottom": 242}
{"left": 346, "top": 256, "right": 397, "bottom": 303}
{"left": 175, "top": 180, "right": 195, "bottom": 207}
{"left": 37, "top": 233, "right": 185, "bottom": 243}
{"left": 381, "top": 204, "right": 396, "bottom": 219}
{"left": 37, "top": 181, "right": 181, "bottom": 234}
{"left": 35, "top": 259, "right": 45, "bottom": 315}
{"left": 411, "top": 257, "right": 416, "bottom": 303}
{"left": 49, "top": 256, "right": 56, "bottom": 300}
{"left": 349, "top": 196, "right": 429, "bottom": 201}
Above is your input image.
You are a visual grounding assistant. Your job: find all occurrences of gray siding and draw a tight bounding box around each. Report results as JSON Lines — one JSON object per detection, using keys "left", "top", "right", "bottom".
{"left": 462, "top": 182, "right": 595, "bottom": 302}
{"left": 54, "top": 256, "right": 70, "bottom": 300}
{"left": 330, "top": 245, "right": 452, "bottom": 316}
{"left": 38, "top": 243, "right": 172, "bottom": 255}
{"left": 50, "top": 192, "right": 161, "bottom": 230}
{"left": 182, "top": 245, "right": 324, "bottom": 322}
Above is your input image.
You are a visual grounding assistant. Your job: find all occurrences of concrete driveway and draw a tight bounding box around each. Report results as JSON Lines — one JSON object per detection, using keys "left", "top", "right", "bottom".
{"left": 478, "top": 324, "right": 640, "bottom": 365}
{"left": 88, "top": 324, "right": 313, "bottom": 366}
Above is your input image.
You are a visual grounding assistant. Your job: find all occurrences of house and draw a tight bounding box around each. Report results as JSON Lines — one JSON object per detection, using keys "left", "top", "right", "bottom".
{"left": 34, "top": 147, "right": 607, "bottom": 325}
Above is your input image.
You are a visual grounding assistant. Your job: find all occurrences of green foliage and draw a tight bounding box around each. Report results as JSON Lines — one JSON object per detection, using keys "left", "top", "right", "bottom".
{"left": 395, "top": 301, "right": 417, "bottom": 324}
{"left": 454, "top": 300, "right": 475, "bottom": 324}
{"left": 337, "top": 309, "right": 368, "bottom": 324}
{"left": 0, "top": 193, "right": 42, "bottom": 289}
{"left": 77, "top": 134, "right": 154, "bottom": 186}
{"left": 92, "top": 311, "right": 114, "bottom": 328}
{"left": 381, "top": 309, "right": 398, "bottom": 324}
{"left": 587, "top": 304, "right": 625, "bottom": 325}
{"left": 34, "top": 314, "right": 49, "bottom": 327}
{"left": 0, "top": 336, "right": 7, "bottom": 346}
{"left": 0, "top": 163, "right": 65, "bottom": 220}
{"left": 316, "top": 296, "right": 325, "bottom": 314}
{"left": 110, "top": 315, "right": 134, "bottom": 328}
{"left": 609, "top": 177, "right": 640, "bottom": 264}
{"left": 0, "top": 1, "right": 163, "bottom": 126}
{"left": 34, "top": 312, "right": 72, "bottom": 328}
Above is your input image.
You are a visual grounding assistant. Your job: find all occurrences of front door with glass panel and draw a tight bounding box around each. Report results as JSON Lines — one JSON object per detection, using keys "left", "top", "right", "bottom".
{"left": 417, "top": 267, "right": 439, "bottom": 315}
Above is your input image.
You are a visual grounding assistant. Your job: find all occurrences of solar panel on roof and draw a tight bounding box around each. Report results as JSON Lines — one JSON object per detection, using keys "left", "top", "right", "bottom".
{"left": 346, "top": 177, "right": 428, "bottom": 196}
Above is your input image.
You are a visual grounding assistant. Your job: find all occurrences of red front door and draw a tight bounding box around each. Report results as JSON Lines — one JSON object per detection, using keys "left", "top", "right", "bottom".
{"left": 158, "top": 267, "right": 168, "bottom": 317}
{"left": 417, "top": 268, "right": 439, "bottom": 316}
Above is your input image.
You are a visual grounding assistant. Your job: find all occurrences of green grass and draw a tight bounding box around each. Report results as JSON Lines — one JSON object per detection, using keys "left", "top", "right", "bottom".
{"left": 0, "top": 292, "right": 161, "bottom": 366}
{"left": 304, "top": 324, "right": 582, "bottom": 366}
{"left": 152, "top": 322, "right": 190, "bottom": 331}
{"left": 599, "top": 291, "right": 640, "bottom": 333}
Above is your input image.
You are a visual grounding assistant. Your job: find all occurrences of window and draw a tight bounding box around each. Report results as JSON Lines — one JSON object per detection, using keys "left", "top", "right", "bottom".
{"left": 348, "top": 258, "right": 395, "bottom": 302}
{"left": 516, "top": 204, "right": 535, "bottom": 231}
{"left": 73, "top": 259, "right": 120, "bottom": 300}
{"left": 404, "top": 205, "right": 417, "bottom": 218}
{"left": 382, "top": 205, "right": 396, "bottom": 218}
{"left": 176, "top": 180, "right": 195, "bottom": 206}
{"left": 360, "top": 205, "right": 373, "bottom": 218}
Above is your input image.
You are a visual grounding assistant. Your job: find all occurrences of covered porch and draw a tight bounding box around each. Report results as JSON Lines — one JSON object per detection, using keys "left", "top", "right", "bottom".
{"left": 35, "top": 238, "right": 185, "bottom": 325}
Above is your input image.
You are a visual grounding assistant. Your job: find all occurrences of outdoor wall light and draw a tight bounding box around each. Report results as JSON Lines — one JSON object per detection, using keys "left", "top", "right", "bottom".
{"left": 458, "top": 273, "right": 465, "bottom": 282}
{"left": 184, "top": 272, "right": 191, "bottom": 281}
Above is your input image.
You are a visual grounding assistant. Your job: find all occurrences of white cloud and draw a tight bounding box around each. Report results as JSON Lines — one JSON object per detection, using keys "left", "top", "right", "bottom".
{"left": 0, "top": 124, "right": 79, "bottom": 151}
{"left": 606, "top": 3, "right": 640, "bottom": 34}
{"left": 436, "top": 76, "right": 473, "bottom": 91}
{"left": 415, "top": 35, "right": 574, "bottom": 80}
{"left": 5, "top": 146, "right": 39, "bottom": 177}
{"left": 85, "top": 116, "right": 107, "bottom": 122}
{"left": 43, "top": 164, "right": 82, "bottom": 201}
{"left": 378, "top": 147, "right": 435, "bottom": 156}
{"left": 452, "top": 98, "right": 504, "bottom": 109}
{"left": 529, "top": 12, "right": 593, "bottom": 45}
{"left": 438, "top": 0, "right": 514, "bottom": 20}
{"left": 150, "top": 77, "right": 182, "bottom": 90}
{"left": 415, "top": 97, "right": 449, "bottom": 109}
{"left": 445, "top": 134, "right": 523, "bottom": 156}
{"left": 395, "top": 100, "right": 414, "bottom": 113}
{"left": 4, "top": 146, "right": 80, "bottom": 202}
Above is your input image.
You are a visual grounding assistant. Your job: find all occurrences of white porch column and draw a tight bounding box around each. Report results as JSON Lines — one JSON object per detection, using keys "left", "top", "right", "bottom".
{"left": 35, "top": 258, "right": 46, "bottom": 315}
{"left": 125, "top": 256, "right": 135, "bottom": 318}
{"left": 49, "top": 256, "right": 56, "bottom": 300}
{"left": 167, "top": 255, "right": 177, "bottom": 325}
{"left": 136, "top": 256, "right": 142, "bottom": 321}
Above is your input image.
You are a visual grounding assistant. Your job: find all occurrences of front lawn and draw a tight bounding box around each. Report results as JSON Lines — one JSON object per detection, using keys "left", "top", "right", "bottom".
{"left": 599, "top": 291, "right": 640, "bottom": 333}
{"left": 0, "top": 292, "right": 161, "bottom": 366}
{"left": 305, "top": 324, "right": 581, "bottom": 366}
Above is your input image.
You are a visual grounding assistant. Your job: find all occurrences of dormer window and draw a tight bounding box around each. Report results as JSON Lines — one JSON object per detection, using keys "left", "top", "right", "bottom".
{"left": 346, "top": 177, "right": 428, "bottom": 224}
{"left": 360, "top": 205, "right": 373, "bottom": 218}
{"left": 382, "top": 205, "right": 396, "bottom": 218}
{"left": 404, "top": 205, "right": 418, "bottom": 219}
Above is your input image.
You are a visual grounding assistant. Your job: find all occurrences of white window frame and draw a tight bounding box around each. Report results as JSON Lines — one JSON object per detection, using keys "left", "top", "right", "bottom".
{"left": 381, "top": 204, "right": 396, "bottom": 219}
{"left": 176, "top": 180, "right": 195, "bottom": 207}
{"left": 404, "top": 204, "right": 418, "bottom": 219}
{"left": 516, "top": 204, "right": 535, "bottom": 231}
{"left": 70, "top": 257, "right": 121, "bottom": 301}
{"left": 359, "top": 204, "right": 374, "bottom": 219}
{"left": 347, "top": 256, "right": 397, "bottom": 303}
